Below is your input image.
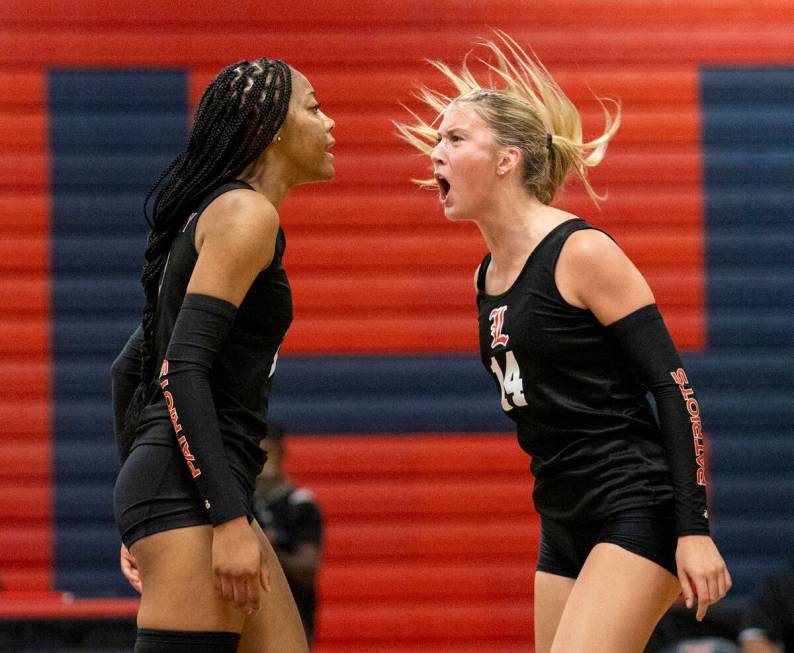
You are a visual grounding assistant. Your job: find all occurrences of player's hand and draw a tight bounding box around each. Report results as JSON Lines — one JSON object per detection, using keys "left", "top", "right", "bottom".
{"left": 675, "top": 535, "right": 732, "bottom": 621}
{"left": 212, "top": 517, "right": 271, "bottom": 614}
{"left": 119, "top": 544, "right": 142, "bottom": 594}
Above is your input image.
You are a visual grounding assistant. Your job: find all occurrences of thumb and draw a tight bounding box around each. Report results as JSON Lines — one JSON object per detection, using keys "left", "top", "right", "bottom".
{"left": 678, "top": 571, "right": 695, "bottom": 609}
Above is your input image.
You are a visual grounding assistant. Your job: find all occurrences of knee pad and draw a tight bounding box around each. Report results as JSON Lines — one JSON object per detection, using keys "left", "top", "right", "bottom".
{"left": 134, "top": 628, "right": 241, "bottom": 652}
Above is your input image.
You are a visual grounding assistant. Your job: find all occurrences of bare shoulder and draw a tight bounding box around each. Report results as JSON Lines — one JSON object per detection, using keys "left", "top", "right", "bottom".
{"left": 187, "top": 188, "right": 281, "bottom": 305}
{"left": 198, "top": 188, "right": 279, "bottom": 249}
{"left": 557, "top": 226, "right": 654, "bottom": 323}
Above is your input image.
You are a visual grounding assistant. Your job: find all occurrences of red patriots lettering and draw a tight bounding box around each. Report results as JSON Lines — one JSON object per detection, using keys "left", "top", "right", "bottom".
{"left": 159, "top": 358, "right": 202, "bottom": 478}
{"left": 489, "top": 306, "right": 509, "bottom": 348}
{"left": 671, "top": 367, "right": 706, "bottom": 486}
{"left": 177, "top": 435, "right": 202, "bottom": 478}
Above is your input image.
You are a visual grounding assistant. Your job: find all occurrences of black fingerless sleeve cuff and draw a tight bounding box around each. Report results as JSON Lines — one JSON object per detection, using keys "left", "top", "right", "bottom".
{"left": 607, "top": 304, "right": 710, "bottom": 536}
{"left": 159, "top": 293, "right": 246, "bottom": 526}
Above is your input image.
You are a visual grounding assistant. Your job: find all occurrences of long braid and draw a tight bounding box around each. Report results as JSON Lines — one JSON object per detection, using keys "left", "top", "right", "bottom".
{"left": 118, "top": 59, "right": 292, "bottom": 461}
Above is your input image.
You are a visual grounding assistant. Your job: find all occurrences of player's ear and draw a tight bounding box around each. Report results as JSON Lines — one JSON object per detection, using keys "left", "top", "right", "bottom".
{"left": 496, "top": 146, "right": 521, "bottom": 177}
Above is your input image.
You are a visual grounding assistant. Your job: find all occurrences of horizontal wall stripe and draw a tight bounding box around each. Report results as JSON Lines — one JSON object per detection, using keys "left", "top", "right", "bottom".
{"left": 3, "top": 0, "right": 792, "bottom": 28}
{"left": 39, "top": 385, "right": 794, "bottom": 437}
{"left": 2, "top": 29, "right": 793, "bottom": 66}
{"left": 43, "top": 353, "right": 793, "bottom": 403}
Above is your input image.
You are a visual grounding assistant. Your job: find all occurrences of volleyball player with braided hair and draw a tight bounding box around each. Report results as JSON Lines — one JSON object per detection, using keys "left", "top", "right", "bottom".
{"left": 111, "top": 57, "right": 334, "bottom": 652}
{"left": 398, "top": 32, "right": 731, "bottom": 652}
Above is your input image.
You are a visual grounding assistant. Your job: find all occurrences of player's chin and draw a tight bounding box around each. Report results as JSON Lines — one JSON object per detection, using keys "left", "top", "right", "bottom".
{"left": 442, "top": 205, "right": 469, "bottom": 223}
{"left": 445, "top": 196, "right": 481, "bottom": 223}
{"left": 313, "top": 156, "right": 335, "bottom": 182}
{"left": 299, "top": 164, "right": 334, "bottom": 186}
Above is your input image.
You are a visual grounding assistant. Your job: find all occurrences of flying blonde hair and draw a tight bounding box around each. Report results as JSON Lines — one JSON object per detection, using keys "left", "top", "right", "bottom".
{"left": 395, "top": 30, "right": 621, "bottom": 206}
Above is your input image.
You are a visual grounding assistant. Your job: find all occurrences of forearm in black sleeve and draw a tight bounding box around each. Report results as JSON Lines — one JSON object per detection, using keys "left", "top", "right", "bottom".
{"left": 607, "top": 304, "right": 710, "bottom": 536}
{"left": 111, "top": 325, "right": 144, "bottom": 441}
{"left": 158, "top": 293, "right": 246, "bottom": 526}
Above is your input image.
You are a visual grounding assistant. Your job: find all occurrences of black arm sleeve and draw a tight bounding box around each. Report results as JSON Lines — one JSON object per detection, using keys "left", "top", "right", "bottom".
{"left": 158, "top": 293, "right": 246, "bottom": 526}
{"left": 111, "top": 325, "right": 144, "bottom": 442}
{"left": 607, "top": 304, "right": 710, "bottom": 536}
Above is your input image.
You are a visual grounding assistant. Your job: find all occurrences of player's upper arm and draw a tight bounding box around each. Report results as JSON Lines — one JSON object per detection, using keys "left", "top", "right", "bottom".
{"left": 187, "top": 190, "right": 279, "bottom": 307}
{"left": 556, "top": 229, "right": 655, "bottom": 327}
{"left": 473, "top": 264, "right": 481, "bottom": 293}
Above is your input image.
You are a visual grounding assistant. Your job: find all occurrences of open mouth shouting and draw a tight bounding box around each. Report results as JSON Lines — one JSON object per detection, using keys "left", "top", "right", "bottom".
{"left": 435, "top": 172, "right": 451, "bottom": 203}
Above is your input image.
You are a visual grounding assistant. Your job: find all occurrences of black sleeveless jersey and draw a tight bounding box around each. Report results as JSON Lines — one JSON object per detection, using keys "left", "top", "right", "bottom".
{"left": 135, "top": 180, "right": 293, "bottom": 487}
{"left": 477, "top": 218, "right": 675, "bottom": 522}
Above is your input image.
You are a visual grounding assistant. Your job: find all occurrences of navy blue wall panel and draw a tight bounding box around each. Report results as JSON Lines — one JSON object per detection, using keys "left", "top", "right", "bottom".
{"left": 699, "top": 67, "right": 794, "bottom": 595}
{"left": 49, "top": 70, "right": 187, "bottom": 595}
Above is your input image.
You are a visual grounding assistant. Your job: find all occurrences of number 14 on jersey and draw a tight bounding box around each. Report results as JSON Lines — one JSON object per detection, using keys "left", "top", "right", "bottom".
{"left": 490, "top": 351, "right": 527, "bottom": 411}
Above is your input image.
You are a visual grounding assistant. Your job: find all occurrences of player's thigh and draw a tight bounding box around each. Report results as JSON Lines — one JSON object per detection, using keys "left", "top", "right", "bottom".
{"left": 238, "top": 519, "right": 309, "bottom": 653}
{"left": 534, "top": 570, "right": 575, "bottom": 653}
{"left": 551, "top": 542, "right": 681, "bottom": 653}
{"left": 131, "top": 525, "right": 245, "bottom": 633}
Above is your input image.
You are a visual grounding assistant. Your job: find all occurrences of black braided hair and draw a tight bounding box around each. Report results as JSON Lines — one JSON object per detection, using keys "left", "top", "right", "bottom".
{"left": 118, "top": 58, "right": 292, "bottom": 461}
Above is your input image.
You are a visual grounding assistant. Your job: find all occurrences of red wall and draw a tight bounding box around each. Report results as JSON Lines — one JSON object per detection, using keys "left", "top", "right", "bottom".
{"left": 0, "top": 1, "right": 792, "bottom": 649}
{"left": 0, "top": 68, "right": 51, "bottom": 591}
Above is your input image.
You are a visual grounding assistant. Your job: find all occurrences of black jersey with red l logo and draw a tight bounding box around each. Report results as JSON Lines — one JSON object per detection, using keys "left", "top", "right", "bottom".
{"left": 476, "top": 219, "right": 674, "bottom": 522}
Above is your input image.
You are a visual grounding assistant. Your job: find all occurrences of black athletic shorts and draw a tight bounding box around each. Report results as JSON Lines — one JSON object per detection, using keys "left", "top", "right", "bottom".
{"left": 114, "top": 442, "right": 254, "bottom": 549}
{"left": 536, "top": 505, "right": 678, "bottom": 578}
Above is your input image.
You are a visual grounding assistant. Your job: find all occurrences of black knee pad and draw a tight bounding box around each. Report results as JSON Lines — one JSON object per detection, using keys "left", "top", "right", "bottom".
{"left": 134, "top": 628, "right": 241, "bottom": 652}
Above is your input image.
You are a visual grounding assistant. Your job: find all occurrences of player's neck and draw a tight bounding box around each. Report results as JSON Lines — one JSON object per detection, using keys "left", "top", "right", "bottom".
{"left": 476, "top": 194, "right": 554, "bottom": 271}
{"left": 239, "top": 152, "right": 292, "bottom": 207}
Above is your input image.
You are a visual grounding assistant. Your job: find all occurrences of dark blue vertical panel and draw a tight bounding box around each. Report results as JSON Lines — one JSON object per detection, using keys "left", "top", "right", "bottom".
{"left": 49, "top": 69, "right": 187, "bottom": 596}
{"left": 694, "top": 68, "right": 794, "bottom": 595}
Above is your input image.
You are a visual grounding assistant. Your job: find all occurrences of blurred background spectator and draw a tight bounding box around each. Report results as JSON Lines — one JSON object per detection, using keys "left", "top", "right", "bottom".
{"left": 736, "top": 558, "right": 794, "bottom": 653}
{"left": 254, "top": 423, "right": 323, "bottom": 647}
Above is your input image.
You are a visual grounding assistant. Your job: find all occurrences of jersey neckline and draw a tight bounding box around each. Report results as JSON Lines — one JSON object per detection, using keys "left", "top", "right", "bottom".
{"left": 478, "top": 218, "right": 583, "bottom": 301}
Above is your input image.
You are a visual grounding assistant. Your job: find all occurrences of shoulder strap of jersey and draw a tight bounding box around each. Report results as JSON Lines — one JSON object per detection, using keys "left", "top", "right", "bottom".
{"left": 476, "top": 252, "right": 492, "bottom": 293}
{"left": 550, "top": 220, "right": 617, "bottom": 266}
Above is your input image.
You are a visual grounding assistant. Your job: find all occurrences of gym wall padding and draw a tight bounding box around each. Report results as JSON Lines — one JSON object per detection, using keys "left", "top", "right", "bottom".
{"left": 0, "top": 1, "right": 792, "bottom": 649}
